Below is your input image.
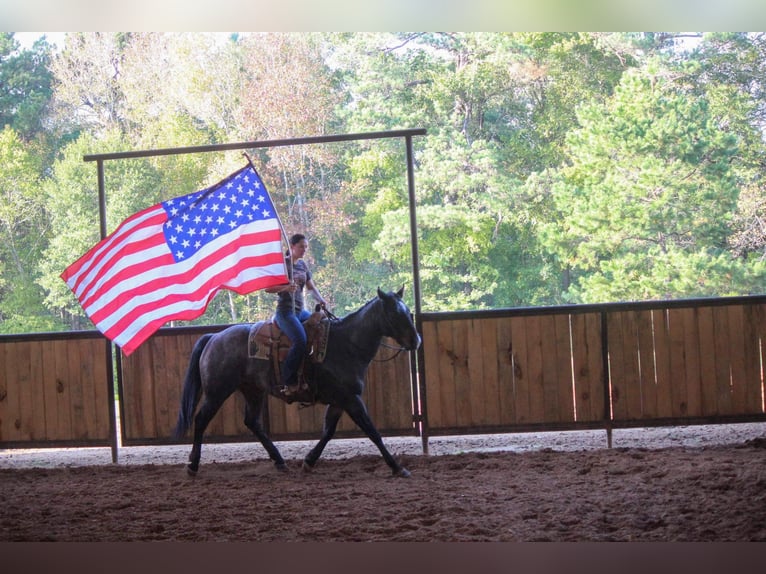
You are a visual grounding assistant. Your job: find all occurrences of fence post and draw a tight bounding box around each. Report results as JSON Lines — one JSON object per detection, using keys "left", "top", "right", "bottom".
{"left": 601, "top": 310, "right": 613, "bottom": 448}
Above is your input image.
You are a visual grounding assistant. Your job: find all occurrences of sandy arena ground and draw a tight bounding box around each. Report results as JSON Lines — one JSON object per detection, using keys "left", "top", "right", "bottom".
{"left": 2, "top": 422, "right": 766, "bottom": 541}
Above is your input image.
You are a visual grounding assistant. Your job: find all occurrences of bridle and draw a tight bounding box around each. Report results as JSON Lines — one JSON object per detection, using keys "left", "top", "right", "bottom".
{"left": 372, "top": 299, "right": 415, "bottom": 362}
{"left": 326, "top": 298, "right": 415, "bottom": 362}
{"left": 373, "top": 339, "right": 409, "bottom": 362}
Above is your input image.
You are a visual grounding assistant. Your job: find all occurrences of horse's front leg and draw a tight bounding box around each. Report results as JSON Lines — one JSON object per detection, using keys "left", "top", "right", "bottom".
{"left": 243, "top": 394, "right": 287, "bottom": 472}
{"left": 303, "top": 404, "right": 343, "bottom": 471}
{"left": 344, "top": 395, "right": 410, "bottom": 478}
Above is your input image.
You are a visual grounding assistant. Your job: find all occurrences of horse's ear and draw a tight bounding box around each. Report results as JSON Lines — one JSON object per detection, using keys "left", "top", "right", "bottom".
{"left": 396, "top": 285, "right": 405, "bottom": 298}
{"left": 377, "top": 287, "right": 385, "bottom": 300}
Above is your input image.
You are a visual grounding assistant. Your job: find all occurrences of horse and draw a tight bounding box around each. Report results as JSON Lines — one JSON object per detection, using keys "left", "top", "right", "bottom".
{"left": 173, "top": 287, "right": 421, "bottom": 477}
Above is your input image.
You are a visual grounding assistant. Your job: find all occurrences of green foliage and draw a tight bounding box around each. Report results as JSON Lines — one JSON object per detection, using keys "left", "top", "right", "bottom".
{"left": 0, "top": 126, "right": 61, "bottom": 332}
{"left": 534, "top": 62, "right": 747, "bottom": 302}
{"left": 0, "top": 33, "right": 53, "bottom": 141}
{"left": 1, "top": 32, "right": 765, "bottom": 335}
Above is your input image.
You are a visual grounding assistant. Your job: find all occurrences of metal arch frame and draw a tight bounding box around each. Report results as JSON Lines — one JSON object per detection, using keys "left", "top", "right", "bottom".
{"left": 83, "top": 128, "right": 429, "bottom": 461}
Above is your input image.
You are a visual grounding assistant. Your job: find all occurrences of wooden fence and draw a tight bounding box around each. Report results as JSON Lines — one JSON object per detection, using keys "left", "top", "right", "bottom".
{"left": 2, "top": 296, "right": 766, "bottom": 458}
{"left": 0, "top": 332, "right": 113, "bottom": 448}
{"left": 118, "top": 326, "right": 416, "bottom": 444}
{"left": 420, "top": 296, "right": 766, "bottom": 441}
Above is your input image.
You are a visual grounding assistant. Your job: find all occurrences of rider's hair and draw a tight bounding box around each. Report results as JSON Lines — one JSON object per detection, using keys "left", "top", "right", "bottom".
{"left": 286, "top": 233, "right": 307, "bottom": 256}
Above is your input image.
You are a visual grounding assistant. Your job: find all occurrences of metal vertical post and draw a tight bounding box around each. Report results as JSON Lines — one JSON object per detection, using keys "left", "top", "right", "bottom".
{"left": 97, "top": 160, "right": 119, "bottom": 463}
{"left": 405, "top": 135, "right": 429, "bottom": 454}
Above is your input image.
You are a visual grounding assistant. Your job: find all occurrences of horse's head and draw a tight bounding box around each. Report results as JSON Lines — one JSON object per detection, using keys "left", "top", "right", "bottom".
{"left": 376, "top": 286, "right": 421, "bottom": 351}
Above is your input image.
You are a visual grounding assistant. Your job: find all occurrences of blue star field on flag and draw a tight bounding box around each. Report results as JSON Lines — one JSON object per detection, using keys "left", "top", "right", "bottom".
{"left": 161, "top": 166, "right": 278, "bottom": 262}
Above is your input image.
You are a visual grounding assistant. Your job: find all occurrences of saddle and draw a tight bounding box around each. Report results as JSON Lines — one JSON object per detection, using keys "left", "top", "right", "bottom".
{"left": 247, "top": 308, "right": 331, "bottom": 395}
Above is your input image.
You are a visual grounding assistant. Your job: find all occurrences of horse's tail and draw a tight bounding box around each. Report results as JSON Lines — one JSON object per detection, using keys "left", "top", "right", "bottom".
{"left": 173, "top": 333, "right": 214, "bottom": 439}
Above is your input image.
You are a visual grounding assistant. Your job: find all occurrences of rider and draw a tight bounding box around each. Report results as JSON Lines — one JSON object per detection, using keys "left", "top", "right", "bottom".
{"left": 266, "top": 233, "right": 327, "bottom": 396}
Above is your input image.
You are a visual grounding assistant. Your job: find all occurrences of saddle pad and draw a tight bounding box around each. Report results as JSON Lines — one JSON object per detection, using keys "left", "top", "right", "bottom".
{"left": 312, "top": 318, "right": 330, "bottom": 362}
{"left": 248, "top": 321, "right": 283, "bottom": 359}
{"left": 247, "top": 314, "right": 331, "bottom": 363}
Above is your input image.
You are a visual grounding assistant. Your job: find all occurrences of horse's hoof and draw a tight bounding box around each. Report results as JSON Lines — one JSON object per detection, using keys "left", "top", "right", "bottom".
{"left": 186, "top": 464, "right": 198, "bottom": 477}
{"left": 395, "top": 467, "right": 411, "bottom": 478}
{"left": 275, "top": 462, "right": 288, "bottom": 473}
{"left": 302, "top": 460, "right": 314, "bottom": 473}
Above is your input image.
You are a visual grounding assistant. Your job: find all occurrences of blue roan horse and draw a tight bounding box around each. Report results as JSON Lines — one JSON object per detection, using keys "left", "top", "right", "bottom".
{"left": 174, "top": 287, "right": 421, "bottom": 477}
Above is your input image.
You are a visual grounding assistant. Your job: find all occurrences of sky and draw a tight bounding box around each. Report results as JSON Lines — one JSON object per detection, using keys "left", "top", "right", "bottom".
{"left": 3, "top": 0, "right": 766, "bottom": 33}
{"left": 13, "top": 32, "right": 67, "bottom": 49}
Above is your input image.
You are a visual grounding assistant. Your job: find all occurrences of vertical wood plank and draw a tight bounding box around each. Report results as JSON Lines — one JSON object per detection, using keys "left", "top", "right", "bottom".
{"left": 510, "top": 316, "right": 531, "bottom": 424}
{"left": 77, "top": 339, "right": 99, "bottom": 439}
{"left": 653, "top": 310, "right": 673, "bottom": 418}
{"left": 681, "top": 308, "right": 702, "bottom": 418}
{"left": 467, "top": 318, "right": 487, "bottom": 426}
{"left": 2, "top": 343, "right": 24, "bottom": 441}
{"left": 697, "top": 306, "right": 718, "bottom": 416}
{"left": 27, "top": 341, "right": 47, "bottom": 440}
{"left": 121, "top": 351, "right": 141, "bottom": 440}
{"left": 586, "top": 313, "right": 606, "bottom": 422}
{"left": 712, "top": 306, "right": 733, "bottom": 415}
{"left": 539, "top": 315, "right": 561, "bottom": 423}
{"left": 753, "top": 304, "right": 766, "bottom": 413}
{"left": 727, "top": 305, "right": 747, "bottom": 415}
{"left": 621, "top": 311, "right": 643, "bottom": 421}
{"left": 636, "top": 309, "right": 657, "bottom": 419}
{"left": 367, "top": 346, "right": 387, "bottom": 427}
{"left": 16, "top": 342, "right": 34, "bottom": 440}
{"left": 452, "top": 319, "right": 471, "bottom": 426}
{"left": 67, "top": 339, "right": 87, "bottom": 440}
{"left": 525, "top": 315, "right": 545, "bottom": 423}
{"left": 0, "top": 341, "right": 8, "bottom": 441}
{"left": 607, "top": 312, "right": 627, "bottom": 421}
{"left": 267, "top": 395, "right": 288, "bottom": 435}
{"left": 54, "top": 340, "right": 73, "bottom": 441}
{"left": 151, "top": 337, "right": 172, "bottom": 437}
{"left": 554, "top": 314, "right": 575, "bottom": 423}
{"left": 40, "top": 340, "right": 59, "bottom": 440}
{"left": 138, "top": 344, "right": 159, "bottom": 439}
{"left": 376, "top": 348, "right": 412, "bottom": 430}
{"left": 480, "top": 318, "right": 501, "bottom": 426}
{"left": 570, "top": 313, "right": 589, "bottom": 421}
{"left": 496, "top": 318, "right": 515, "bottom": 425}
{"left": 421, "top": 320, "right": 443, "bottom": 428}
{"left": 436, "top": 320, "right": 458, "bottom": 428}
{"left": 742, "top": 304, "right": 765, "bottom": 414}
{"left": 166, "top": 333, "right": 190, "bottom": 437}
{"left": 92, "top": 340, "right": 111, "bottom": 439}
{"left": 668, "top": 309, "right": 689, "bottom": 417}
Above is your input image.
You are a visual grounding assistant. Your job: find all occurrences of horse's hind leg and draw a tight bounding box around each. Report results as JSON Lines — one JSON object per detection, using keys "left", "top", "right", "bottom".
{"left": 243, "top": 392, "right": 287, "bottom": 472}
{"left": 187, "top": 394, "right": 227, "bottom": 475}
{"left": 303, "top": 404, "right": 343, "bottom": 471}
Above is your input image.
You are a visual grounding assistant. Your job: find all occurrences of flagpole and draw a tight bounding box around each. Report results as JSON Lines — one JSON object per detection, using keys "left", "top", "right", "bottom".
{"left": 243, "top": 153, "right": 294, "bottom": 313}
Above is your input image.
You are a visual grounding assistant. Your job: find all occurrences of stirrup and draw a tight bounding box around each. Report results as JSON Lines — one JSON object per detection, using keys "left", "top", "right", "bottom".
{"left": 281, "top": 382, "right": 308, "bottom": 396}
{"left": 280, "top": 384, "right": 300, "bottom": 396}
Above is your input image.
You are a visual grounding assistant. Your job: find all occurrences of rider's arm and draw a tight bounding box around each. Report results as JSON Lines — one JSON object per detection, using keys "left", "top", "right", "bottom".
{"left": 265, "top": 283, "right": 295, "bottom": 294}
{"left": 306, "top": 278, "right": 327, "bottom": 307}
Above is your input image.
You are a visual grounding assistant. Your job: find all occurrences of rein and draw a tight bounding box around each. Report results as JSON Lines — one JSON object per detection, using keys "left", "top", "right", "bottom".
{"left": 373, "top": 340, "right": 408, "bottom": 362}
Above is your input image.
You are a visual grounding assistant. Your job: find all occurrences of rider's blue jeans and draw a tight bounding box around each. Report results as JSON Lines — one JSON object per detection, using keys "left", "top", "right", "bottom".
{"left": 274, "top": 307, "right": 311, "bottom": 387}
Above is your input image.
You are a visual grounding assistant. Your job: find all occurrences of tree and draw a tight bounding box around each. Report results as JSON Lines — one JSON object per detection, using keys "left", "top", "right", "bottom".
{"left": 0, "top": 126, "right": 60, "bottom": 332}
{"left": 0, "top": 33, "right": 53, "bottom": 141}
{"left": 692, "top": 33, "right": 766, "bottom": 271}
{"left": 533, "top": 61, "right": 755, "bottom": 303}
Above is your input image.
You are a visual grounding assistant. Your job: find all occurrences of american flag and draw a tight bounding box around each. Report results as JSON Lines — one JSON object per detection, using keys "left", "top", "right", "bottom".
{"left": 61, "top": 164, "right": 289, "bottom": 355}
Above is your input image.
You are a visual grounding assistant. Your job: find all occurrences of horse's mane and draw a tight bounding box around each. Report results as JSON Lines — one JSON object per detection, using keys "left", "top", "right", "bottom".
{"left": 332, "top": 296, "right": 380, "bottom": 330}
